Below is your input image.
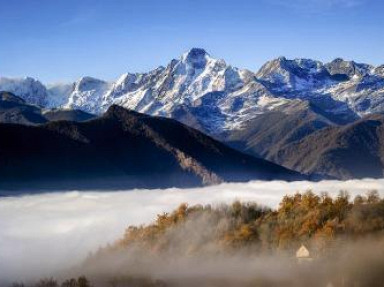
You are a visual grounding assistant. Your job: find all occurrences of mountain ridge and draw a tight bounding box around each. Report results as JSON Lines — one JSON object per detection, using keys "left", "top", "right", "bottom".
{"left": 3, "top": 49, "right": 382, "bottom": 129}
{"left": 0, "top": 91, "right": 96, "bottom": 125}
{"left": 0, "top": 104, "right": 303, "bottom": 193}
{"left": 271, "top": 114, "right": 384, "bottom": 179}
{"left": 2, "top": 49, "right": 383, "bottom": 180}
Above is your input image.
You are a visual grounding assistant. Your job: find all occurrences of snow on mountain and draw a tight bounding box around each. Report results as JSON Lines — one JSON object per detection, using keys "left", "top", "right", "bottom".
{"left": 256, "top": 57, "right": 331, "bottom": 91}
{"left": 374, "top": 65, "right": 384, "bottom": 76}
{"left": 325, "top": 58, "right": 373, "bottom": 78}
{"left": 63, "top": 76, "right": 113, "bottom": 114}
{"left": 256, "top": 56, "right": 384, "bottom": 121}
{"left": 0, "top": 77, "right": 48, "bottom": 106}
{"left": 1, "top": 49, "right": 384, "bottom": 136}
{"left": 110, "top": 48, "right": 267, "bottom": 133}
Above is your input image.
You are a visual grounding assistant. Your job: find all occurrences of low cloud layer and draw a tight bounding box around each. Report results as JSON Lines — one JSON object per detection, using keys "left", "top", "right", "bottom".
{"left": 1, "top": 178, "right": 384, "bottom": 283}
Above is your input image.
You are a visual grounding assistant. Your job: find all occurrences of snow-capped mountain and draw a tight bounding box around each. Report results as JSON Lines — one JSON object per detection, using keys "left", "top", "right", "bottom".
{"left": 63, "top": 76, "right": 113, "bottom": 113}
{"left": 110, "top": 48, "right": 266, "bottom": 133}
{"left": 0, "top": 77, "right": 48, "bottom": 107}
{"left": 1, "top": 48, "right": 384, "bottom": 136}
{"left": 255, "top": 57, "right": 383, "bottom": 123}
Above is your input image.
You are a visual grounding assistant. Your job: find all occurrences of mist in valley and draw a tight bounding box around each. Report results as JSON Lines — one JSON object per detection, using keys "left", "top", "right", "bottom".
{"left": 1, "top": 179, "right": 384, "bottom": 286}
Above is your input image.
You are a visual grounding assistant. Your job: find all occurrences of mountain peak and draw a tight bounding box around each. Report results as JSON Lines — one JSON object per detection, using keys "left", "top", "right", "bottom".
{"left": 74, "top": 76, "right": 108, "bottom": 91}
{"left": 325, "top": 58, "right": 372, "bottom": 77}
{"left": 184, "top": 47, "right": 209, "bottom": 57}
{"left": 331, "top": 57, "right": 346, "bottom": 63}
{"left": 181, "top": 48, "right": 211, "bottom": 69}
{"left": 76, "top": 76, "right": 104, "bottom": 85}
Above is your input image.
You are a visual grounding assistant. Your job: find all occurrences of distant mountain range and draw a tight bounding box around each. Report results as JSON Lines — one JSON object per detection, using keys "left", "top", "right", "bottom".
{"left": 0, "top": 91, "right": 95, "bottom": 125}
{"left": 1, "top": 48, "right": 383, "bottom": 180}
{"left": 0, "top": 104, "right": 302, "bottom": 192}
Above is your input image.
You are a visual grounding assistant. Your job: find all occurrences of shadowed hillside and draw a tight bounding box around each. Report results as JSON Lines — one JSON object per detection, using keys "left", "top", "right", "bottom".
{"left": 0, "top": 105, "right": 302, "bottom": 192}
{"left": 273, "top": 114, "right": 384, "bottom": 179}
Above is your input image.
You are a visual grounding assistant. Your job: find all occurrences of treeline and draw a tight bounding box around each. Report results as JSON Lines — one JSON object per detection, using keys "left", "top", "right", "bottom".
{"left": 110, "top": 190, "right": 384, "bottom": 255}
{"left": 10, "top": 276, "right": 166, "bottom": 287}
{"left": 12, "top": 277, "right": 92, "bottom": 287}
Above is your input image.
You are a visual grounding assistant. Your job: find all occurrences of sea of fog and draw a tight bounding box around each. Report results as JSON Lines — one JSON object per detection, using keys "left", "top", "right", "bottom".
{"left": 1, "top": 179, "right": 384, "bottom": 282}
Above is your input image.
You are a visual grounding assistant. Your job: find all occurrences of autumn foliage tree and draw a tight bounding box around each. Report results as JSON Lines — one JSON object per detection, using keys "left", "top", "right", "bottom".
{"left": 103, "top": 190, "right": 384, "bottom": 257}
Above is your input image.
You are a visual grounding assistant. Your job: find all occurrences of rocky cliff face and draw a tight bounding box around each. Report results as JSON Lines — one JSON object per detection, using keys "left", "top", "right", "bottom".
{"left": 2, "top": 49, "right": 383, "bottom": 137}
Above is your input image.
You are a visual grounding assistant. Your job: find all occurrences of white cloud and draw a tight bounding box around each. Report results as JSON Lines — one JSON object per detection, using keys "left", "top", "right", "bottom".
{"left": 0, "top": 178, "right": 383, "bottom": 283}
{"left": 59, "top": 9, "right": 97, "bottom": 28}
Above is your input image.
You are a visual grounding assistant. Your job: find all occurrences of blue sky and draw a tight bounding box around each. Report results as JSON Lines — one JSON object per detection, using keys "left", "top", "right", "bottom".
{"left": 0, "top": 0, "right": 383, "bottom": 83}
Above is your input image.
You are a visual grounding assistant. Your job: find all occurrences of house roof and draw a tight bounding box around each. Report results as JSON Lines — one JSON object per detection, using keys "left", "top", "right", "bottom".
{"left": 296, "top": 244, "right": 310, "bottom": 258}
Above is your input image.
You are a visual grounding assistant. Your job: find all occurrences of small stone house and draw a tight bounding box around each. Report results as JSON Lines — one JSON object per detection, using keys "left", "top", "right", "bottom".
{"left": 296, "top": 244, "right": 313, "bottom": 263}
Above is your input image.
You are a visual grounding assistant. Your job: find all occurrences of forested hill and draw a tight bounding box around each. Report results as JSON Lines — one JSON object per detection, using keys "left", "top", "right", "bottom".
{"left": 8, "top": 191, "right": 384, "bottom": 287}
